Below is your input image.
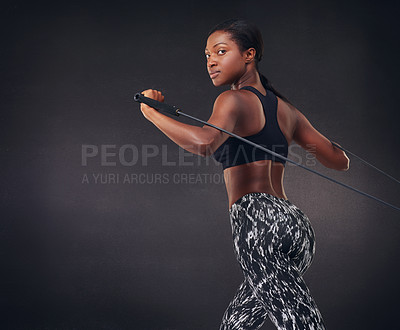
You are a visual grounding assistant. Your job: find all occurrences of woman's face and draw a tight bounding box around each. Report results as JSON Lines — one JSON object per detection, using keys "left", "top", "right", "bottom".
{"left": 205, "top": 31, "right": 247, "bottom": 87}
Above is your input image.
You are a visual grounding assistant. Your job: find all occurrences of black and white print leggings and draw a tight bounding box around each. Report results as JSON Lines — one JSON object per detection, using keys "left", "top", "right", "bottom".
{"left": 220, "top": 192, "right": 325, "bottom": 330}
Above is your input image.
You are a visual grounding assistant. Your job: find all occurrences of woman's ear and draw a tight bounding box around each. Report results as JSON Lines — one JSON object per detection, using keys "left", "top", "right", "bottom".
{"left": 244, "top": 48, "right": 256, "bottom": 63}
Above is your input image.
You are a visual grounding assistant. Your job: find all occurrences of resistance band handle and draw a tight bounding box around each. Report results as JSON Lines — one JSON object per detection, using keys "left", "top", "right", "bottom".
{"left": 133, "top": 93, "right": 180, "bottom": 117}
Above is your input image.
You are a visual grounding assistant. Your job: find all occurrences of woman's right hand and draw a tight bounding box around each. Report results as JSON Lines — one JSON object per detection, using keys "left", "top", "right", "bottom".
{"left": 139, "top": 89, "right": 165, "bottom": 122}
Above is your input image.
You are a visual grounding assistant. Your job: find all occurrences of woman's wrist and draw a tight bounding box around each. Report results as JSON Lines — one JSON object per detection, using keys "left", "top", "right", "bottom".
{"left": 140, "top": 104, "right": 159, "bottom": 123}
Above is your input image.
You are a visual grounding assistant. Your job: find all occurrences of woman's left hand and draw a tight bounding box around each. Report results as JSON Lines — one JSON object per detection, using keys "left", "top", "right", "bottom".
{"left": 139, "top": 89, "right": 165, "bottom": 121}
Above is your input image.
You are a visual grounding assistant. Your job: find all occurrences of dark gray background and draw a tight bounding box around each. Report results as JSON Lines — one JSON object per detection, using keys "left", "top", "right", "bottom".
{"left": 1, "top": 0, "right": 399, "bottom": 329}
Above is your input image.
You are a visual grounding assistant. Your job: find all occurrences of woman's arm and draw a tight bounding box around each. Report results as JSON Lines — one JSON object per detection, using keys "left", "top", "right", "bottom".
{"left": 293, "top": 108, "right": 350, "bottom": 171}
{"left": 139, "top": 89, "right": 241, "bottom": 157}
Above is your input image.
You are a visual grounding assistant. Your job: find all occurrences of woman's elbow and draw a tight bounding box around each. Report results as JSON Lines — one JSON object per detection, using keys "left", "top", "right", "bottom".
{"left": 339, "top": 154, "right": 350, "bottom": 171}
{"left": 319, "top": 152, "right": 350, "bottom": 171}
{"left": 330, "top": 154, "right": 350, "bottom": 171}
{"left": 198, "top": 137, "right": 216, "bottom": 158}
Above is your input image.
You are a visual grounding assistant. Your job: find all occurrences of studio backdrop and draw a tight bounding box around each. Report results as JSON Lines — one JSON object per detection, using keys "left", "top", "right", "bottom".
{"left": 1, "top": 0, "right": 399, "bottom": 329}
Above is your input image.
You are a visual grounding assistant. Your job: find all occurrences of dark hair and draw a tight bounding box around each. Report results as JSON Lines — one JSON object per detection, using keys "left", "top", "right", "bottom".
{"left": 208, "top": 18, "right": 293, "bottom": 106}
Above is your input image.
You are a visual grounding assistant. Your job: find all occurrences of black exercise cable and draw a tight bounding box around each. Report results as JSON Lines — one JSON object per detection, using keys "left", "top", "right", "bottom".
{"left": 133, "top": 93, "right": 400, "bottom": 212}
{"left": 330, "top": 142, "right": 400, "bottom": 184}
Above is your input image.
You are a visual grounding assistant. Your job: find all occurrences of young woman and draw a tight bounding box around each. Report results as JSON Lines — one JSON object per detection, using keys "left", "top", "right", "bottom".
{"left": 140, "top": 18, "right": 349, "bottom": 330}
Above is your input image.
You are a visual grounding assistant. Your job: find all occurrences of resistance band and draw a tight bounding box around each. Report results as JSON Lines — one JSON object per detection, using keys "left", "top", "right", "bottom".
{"left": 133, "top": 93, "right": 400, "bottom": 212}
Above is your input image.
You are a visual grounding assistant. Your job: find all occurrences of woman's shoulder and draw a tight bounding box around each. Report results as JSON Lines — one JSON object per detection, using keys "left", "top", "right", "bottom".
{"left": 212, "top": 89, "right": 252, "bottom": 114}
{"left": 214, "top": 89, "right": 251, "bottom": 102}
{"left": 214, "top": 89, "right": 259, "bottom": 111}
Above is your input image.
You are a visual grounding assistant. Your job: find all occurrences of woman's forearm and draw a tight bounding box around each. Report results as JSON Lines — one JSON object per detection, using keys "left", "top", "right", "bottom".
{"left": 315, "top": 142, "right": 350, "bottom": 171}
{"left": 145, "top": 107, "right": 213, "bottom": 157}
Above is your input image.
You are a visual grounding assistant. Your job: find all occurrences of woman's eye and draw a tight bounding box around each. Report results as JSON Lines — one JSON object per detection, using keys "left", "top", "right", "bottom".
{"left": 205, "top": 50, "right": 225, "bottom": 59}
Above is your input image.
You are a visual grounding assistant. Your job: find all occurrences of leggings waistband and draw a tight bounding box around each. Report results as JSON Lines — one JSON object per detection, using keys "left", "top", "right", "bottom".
{"left": 229, "top": 192, "right": 294, "bottom": 213}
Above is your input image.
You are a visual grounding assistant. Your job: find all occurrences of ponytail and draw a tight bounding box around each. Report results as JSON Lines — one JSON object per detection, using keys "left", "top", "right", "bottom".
{"left": 259, "top": 72, "right": 294, "bottom": 106}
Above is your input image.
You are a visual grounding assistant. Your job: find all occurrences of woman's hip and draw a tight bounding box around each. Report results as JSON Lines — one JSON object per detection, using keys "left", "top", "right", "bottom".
{"left": 228, "top": 192, "right": 315, "bottom": 260}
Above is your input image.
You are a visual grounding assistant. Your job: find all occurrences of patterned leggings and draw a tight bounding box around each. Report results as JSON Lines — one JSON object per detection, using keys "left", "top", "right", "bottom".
{"left": 220, "top": 192, "right": 325, "bottom": 330}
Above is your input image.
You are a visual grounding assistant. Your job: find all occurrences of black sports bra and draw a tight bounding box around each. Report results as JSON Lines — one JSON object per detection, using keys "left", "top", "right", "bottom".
{"left": 211, "top": 86, "right": 289, "bottom": 170}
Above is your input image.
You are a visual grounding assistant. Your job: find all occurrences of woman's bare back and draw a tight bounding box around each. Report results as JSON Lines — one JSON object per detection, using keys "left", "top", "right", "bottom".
{"left": 223, "top": 88, "right": 298, "bottom": 209}
{"left": 223, "top": 86, "right": 349, "bottom": 209}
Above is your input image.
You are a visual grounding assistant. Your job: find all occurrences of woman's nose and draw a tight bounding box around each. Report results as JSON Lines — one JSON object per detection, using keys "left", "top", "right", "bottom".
{"left": 207, "top": 57, "right": 217, "bottom": 68}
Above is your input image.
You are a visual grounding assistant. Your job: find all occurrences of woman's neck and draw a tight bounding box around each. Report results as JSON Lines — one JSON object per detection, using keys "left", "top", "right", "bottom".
{"left": 231, "top": 68, "right": 263, "bottom": 91}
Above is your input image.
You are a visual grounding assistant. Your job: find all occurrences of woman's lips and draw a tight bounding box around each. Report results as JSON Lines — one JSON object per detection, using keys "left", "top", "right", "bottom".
{"left": 209, "top": 71, "right": 220, "bottom": 79}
